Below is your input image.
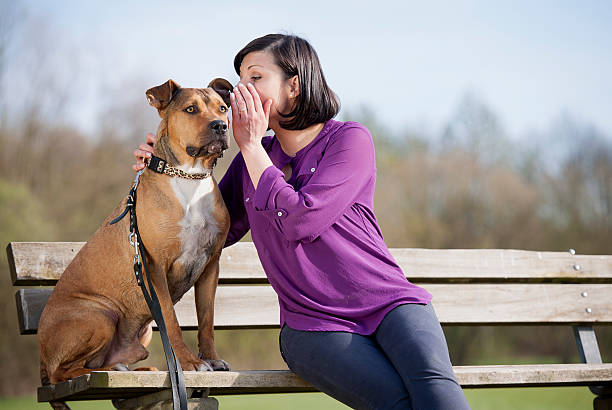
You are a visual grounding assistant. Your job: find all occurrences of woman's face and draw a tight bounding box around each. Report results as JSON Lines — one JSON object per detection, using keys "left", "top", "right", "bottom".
{"left": 238, "top": 51, "right": 296, "bottom": 123}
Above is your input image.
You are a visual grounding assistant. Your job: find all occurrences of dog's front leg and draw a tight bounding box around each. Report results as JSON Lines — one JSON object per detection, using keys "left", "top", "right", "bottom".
{"left": 148, "top": 266, "right": 212, "bottom": 372}
{"left": 195, "top": 252, "right": 230, "bottom": 370}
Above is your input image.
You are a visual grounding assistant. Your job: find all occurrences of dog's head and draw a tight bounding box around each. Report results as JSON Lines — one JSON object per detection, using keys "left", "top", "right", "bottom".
{"left": 146, "top": 78, "right": 233, "bottom": 167}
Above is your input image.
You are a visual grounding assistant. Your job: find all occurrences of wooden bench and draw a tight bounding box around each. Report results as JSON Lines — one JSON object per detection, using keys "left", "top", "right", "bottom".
{"left": 8, "top": 241, "right": 612, "bottom": 409}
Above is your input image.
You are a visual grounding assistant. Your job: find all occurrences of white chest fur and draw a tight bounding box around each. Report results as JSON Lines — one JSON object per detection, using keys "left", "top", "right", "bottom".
{"left": 169, "top": 161, "right": 219, "bottom": 297}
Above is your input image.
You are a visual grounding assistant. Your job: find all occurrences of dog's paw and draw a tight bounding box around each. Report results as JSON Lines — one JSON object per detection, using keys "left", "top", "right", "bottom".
{"left": 179, "top": 358, "right": 213, "bottom": 372}
{"left": 133, "top": 366, "right": 159, "bottom": 371}
{"left": 111, "top": 363, "right": 130, "bottom": 371}
{"left": 177, "top": 351, "right": 214, "bottom": 371}
{"left": 205, "top": 359, "right": 231, "bottom": 371}
{"left": 197, "top": 353, "right": 230, "bottom": 371}
{"left": 194, "top": 361, "right": 214, "bottom": 372}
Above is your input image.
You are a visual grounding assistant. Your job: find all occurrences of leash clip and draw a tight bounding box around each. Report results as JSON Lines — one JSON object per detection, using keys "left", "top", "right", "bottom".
{"left": 133, "top": 168, "right": 145, "bottom": 188}
{"left": 129, "top": 231, "right": 141, "bottom": 265}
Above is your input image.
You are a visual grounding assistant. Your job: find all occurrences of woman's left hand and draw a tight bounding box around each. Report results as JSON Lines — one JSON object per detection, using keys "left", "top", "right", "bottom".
{"left": 230, "top": 83, "right": 273, "bottom": 151}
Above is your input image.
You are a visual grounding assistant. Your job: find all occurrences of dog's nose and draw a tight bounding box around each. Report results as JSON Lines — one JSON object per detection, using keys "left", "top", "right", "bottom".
{"left": 210, "top": 120, "right": 227, "bottom": 134}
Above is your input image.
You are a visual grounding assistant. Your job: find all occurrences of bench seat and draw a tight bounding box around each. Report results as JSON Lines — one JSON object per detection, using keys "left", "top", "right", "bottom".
{"left": 38, "top": 364, "right": 612, "bottom": 402}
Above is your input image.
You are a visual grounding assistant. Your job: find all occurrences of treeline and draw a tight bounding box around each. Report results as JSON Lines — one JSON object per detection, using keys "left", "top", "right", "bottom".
{"left": 356, "top": 97, "right": 612, "bottom": 255}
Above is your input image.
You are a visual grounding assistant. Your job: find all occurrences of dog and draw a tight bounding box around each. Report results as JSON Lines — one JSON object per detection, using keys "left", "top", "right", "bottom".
{"left": 38, "top": 78, "right": 233, "bottom": 394}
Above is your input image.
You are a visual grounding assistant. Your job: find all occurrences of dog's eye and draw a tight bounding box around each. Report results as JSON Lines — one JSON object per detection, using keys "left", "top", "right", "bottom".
{"left": 184, "top": 105, "right": 197, "bottom": 114}
{"left": 220, "top": 106, "right": 227, "bottom": 113}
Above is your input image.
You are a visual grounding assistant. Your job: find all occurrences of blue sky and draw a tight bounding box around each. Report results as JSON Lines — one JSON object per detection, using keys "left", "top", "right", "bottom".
{"left": 11, "top": 0, "right": 612, "bottom": 139}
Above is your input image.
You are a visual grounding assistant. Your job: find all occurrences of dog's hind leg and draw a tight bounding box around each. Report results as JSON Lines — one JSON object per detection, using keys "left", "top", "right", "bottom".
{"left": 131, "top": 323, "right": 159, "bottom": 371}
{"left": 102, "top": 319, "right": 153, "bottom": 368}
{"left": 44, "top": 332, "right": 116, "bottom": 410}
{"left": 41, "top": 304, "right": 118, "bottom": 384}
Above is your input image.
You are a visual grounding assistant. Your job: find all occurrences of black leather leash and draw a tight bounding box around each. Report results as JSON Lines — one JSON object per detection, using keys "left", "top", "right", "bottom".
{"left": 110, "top": 165, "right": 188, "bottom": 410}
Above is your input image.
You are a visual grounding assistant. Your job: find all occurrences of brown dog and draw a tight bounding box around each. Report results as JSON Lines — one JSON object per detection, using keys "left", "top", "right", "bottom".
{"left": 38, "top": 78, "right": 233, "bottom": 390}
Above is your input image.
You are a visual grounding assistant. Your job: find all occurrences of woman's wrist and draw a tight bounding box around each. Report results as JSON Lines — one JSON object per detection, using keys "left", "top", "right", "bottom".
{"left": 239, "top": 140, "right": 265, "bottom": 156}
{"left": 240, "top": 141, "right": 273, "bottom": 190}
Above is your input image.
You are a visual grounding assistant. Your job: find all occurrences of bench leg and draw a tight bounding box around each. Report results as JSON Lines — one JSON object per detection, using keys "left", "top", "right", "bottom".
{"left": 123, "top": 397, "right": 218, "bottom": 410}
{"left": 574, "top": 325, "right": 612, "bottom": 407}
{"left": 594, "top": 394, "right": 612, "bottom": 410}
{"left": 113, "top": 389, "right": 219, "bottom": 410}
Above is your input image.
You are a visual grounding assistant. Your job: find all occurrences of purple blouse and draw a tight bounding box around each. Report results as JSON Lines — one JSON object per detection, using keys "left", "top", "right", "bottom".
{"left": 218, "top": 119, "right": 432, "bottom": 335}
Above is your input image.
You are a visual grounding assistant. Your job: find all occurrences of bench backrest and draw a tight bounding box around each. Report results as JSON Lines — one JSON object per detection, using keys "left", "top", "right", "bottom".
{"left": 8, "top": 242, "right": 612, "bottom": 335}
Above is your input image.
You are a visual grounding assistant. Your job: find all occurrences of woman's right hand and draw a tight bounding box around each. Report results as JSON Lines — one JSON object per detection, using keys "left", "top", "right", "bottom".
{"left": 132, "top": 133, "right": 156, "bottom": 171}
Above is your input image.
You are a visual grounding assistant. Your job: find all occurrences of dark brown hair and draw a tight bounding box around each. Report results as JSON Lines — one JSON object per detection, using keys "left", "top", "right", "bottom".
{"left": 233, "top": 34, "right": 340, "bottom": 130}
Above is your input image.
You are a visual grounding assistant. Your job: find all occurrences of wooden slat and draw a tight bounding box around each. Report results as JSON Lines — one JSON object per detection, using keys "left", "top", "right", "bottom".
{"left": 8, "top": 242, "right": 612, "bottom": 286}
{"left": 8, "top": 242, "right": 83, "bottom": 286}
{"left": 15, "top": 289, "right": 49, "bottom": 335}
{"left": 15, "top": 285, "right": 280, "bottom": 335}
{"left": 37, "top": 364, "right": 612, "bottom": 402}
{"left": 457, "top": 363, "right": 612, "bottom": 388}
{"left": 16, "top": 283, "right": 612, "bottom": 334}
{"left": 394, "top": 248, "right": 612, "bottom": 283}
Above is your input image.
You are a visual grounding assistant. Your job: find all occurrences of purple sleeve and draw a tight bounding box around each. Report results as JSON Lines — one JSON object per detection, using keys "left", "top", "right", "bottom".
{"left": 252, "top": 124, "right": 375, "bottom": 243}
{"left": 218, "top": 152, "right": 250, "bottom": 248}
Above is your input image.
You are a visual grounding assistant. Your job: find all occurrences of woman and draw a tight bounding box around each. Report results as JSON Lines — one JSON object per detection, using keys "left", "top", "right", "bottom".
{"left": 134, "top": 34, "right": 470, "bottom": 410}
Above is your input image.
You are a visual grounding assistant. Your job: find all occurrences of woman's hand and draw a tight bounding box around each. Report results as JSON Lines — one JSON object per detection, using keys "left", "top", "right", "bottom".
{"left": 132, "top": 133, "right": 156, "bottom": 171}
{"left": 230, "top": 83, "right": 273, "bottom": 152}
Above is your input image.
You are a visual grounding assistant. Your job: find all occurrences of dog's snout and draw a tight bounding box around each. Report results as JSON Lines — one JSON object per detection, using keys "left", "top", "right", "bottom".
{"left": 210, "top": 120, "right": 227, "bottom": 134}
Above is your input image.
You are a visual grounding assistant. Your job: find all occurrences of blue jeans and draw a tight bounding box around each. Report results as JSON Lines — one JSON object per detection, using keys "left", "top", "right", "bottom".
{"left": 279, "top": 303, "right": 470, "bottom": 410}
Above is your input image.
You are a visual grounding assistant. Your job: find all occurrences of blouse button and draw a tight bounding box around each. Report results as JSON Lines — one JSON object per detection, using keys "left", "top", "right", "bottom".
{"left": 277, "top": 211, "right": 283, "bottom": 217}
{"left": 310, "top": 167, "right": 316, "bottom": 172}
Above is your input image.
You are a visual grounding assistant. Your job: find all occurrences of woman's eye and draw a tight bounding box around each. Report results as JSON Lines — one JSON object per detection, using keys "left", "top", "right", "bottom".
{"left": 184, "top": 105, "right": 197, "bottom": 113}
{"left": 220, "top": 106, "right": 227, "bottom": 113}
{"left": 251, "top": 76, "right": 261, "bottom": 81}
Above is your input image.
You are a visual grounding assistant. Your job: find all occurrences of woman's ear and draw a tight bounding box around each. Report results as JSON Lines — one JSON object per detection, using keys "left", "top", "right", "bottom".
{"left": 289, "top": 75, "right": 300, "bottom": 98}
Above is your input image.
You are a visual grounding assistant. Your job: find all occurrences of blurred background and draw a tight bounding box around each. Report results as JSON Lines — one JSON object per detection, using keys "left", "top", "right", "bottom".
{"left": 1, "top": 0, "right": 611, "bottom": 408}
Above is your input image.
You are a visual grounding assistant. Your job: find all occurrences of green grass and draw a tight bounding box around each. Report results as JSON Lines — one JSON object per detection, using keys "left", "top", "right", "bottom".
{"left": 0, "top": 387, "right": 595, "bottom": 409}
{"left": 464, "top": 387, "right": 593, "bottom": 410}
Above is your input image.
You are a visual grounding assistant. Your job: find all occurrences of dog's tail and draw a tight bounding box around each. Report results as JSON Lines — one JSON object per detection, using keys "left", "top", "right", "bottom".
{"left": 40, "top": 362, "right": 71, "bottom": 410}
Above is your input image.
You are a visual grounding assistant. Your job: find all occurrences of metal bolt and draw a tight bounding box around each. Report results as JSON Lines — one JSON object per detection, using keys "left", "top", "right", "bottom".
{"left": 574, "top": 264, "right": 581, "bottom": 271}
{"left": 569, "top": 248, "right": 576, "bottom": 255}
{"left": 581, "top": 292, "right": 588, "bottom": 297}
{"left": 585, "top": 308, "right": 592, "bottom": 314}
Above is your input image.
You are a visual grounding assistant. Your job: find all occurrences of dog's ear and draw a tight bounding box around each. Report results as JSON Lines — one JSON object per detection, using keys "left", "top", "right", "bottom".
{"left": 208, "top": 78, "right": 232, "bottom": 107}
{"left": 146, "top": 79, "right": 180, "bottom": 112}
